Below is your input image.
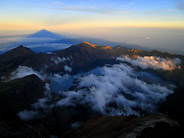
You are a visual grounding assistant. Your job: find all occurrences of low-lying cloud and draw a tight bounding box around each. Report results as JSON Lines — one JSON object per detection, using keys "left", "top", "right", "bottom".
{"left": 18, "top": 110, "right": 43, "bottom": 121}
{"left": 11, "top": 56, "right": 179, "bottom": 118}
{"left": 18, "top": 83, "right": 52, "bottom": 121}
{"left": 56, "top": 63, "right": 174, "bottom": 116}
{"left": 51, "top": 56, "right": 70, "bottom": 64}
{"left": 64, "top": 65, "right": 72, "bottom": 72}
{"left": 117, "top": 56, "right": 181, "bottom": 71}
{"left": 2, "top": 66, "right": 46, "bottom": 82}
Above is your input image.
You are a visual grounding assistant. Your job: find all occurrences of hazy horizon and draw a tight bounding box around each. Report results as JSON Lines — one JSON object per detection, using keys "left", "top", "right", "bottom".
{"left": 0, "top": 27, "right": 184, "bottom": 55}
{"left": 0, "top": 0, "right": 184, "bottom": 54}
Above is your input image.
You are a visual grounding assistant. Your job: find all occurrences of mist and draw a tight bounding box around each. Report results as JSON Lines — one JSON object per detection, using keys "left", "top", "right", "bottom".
{"left": 1, "top": 27, "right": 184, "bottom": 55}
{"left": 55, "top": 27, "right": 184, "bottom": 54}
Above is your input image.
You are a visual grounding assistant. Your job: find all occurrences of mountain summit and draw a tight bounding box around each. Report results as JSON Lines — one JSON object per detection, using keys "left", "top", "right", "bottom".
{"left": 29, "top": 29, "right": 63, "bottom": 39}
{"left": 0, "top": 45, "right": 34, "bottom": 61}
{"left": 81, "top": 41, "right": 96, "bottom": 48}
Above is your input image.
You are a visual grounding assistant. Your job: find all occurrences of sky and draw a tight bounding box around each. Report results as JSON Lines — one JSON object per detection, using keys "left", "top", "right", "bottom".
{"left": 0, "top": 0, "right": 184, "bottom": 31}
{"left": 0, "top": 0, "right": 184, "bottom": 54}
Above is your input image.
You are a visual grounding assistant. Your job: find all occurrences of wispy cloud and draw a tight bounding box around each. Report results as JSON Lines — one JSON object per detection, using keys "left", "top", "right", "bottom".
{"left": 176, "top": 1, "right": 184, "bottom": 10}
{"left": 119, "top": 11, "right": 130, "bottom": 14}
{"left": 60, "top": 6, "right": 107, "bottom": 13}
{"left": 53, "top": 1, "right": 63, "bottom": 5}
{"left": 145, "top": 9, "right": 175, "bottom": 14}
{"left": 56, "top": 5, "right": 131, "bottom": 15}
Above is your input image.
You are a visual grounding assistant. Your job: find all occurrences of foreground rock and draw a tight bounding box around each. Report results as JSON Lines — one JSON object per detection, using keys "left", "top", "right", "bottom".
{"left": 0, "top": 75, "right": 47, "bottom": 138}
{"left": 66, "top": 114, "right": 181, "bottom": 138}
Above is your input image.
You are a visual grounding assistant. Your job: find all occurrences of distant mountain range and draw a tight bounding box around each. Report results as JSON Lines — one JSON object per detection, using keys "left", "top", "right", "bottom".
{"left": 4, "top": 29, "right": 149, "bottom": 54}
{"left": 1, "top": 41, "right": 181, "bottom": 76}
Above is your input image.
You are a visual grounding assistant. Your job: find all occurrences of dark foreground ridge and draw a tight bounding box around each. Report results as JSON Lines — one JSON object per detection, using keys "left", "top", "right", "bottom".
{"left": 0, "top": 75, "right": 46, "bottom": 137}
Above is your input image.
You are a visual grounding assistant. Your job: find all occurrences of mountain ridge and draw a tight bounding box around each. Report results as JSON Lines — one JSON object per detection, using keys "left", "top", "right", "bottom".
{"left": 0, "top": 42, "right": 184, "bottom": 137}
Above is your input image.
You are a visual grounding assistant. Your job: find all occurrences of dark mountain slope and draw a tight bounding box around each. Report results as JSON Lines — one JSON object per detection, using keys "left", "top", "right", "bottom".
{"left": 0, "top": 75, "right": 48, "bottom": 138}
{"left": 51, "top": 42, "right": 121, "bottom": 73}
{"left": 160, "top": 83, "right": 184, "bottom": 121}
{"left": 66, "top": 114, "right": 180, "bottom": 138}
{"left": 0, "top": 45, "right": 52, "bottom": 77}
{"left": 0, "top": 45, "right": 34, "bottom": 62}
{"left": 0, "top": 75, "right": 45, "bottom": 120}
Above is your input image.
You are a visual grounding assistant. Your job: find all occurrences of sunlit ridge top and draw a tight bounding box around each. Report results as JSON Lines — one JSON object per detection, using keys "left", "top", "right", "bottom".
{"left": 82, "top": 41, "right": 96, "bottom": 48}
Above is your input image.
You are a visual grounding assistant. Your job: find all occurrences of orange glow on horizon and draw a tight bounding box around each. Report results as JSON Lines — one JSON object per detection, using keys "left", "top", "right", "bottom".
{"left": 1, "top": 20, "right": 184, "bottom": 31}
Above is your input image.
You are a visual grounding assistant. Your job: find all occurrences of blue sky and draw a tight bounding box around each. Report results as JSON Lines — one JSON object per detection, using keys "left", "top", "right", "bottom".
{"left": 0, "top": 0, "right": 184, "bottom": 31}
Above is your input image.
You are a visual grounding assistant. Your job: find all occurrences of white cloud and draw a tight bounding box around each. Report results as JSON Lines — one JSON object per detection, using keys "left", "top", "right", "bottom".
{"left": 51, "top": 56, "right": 70, "bottom": 64}
{"left": 18, "top": 110, "right": 43, "bottom": 121}
{"left": 32, "top": 98, "right": 49, "bottom": 109}
{"left": 56, "top": 63, "right": 173, "bottom": 116}
{"left": 18, "top": 83, "right": 53, "bottom": 121}
{"left": 2, "top": 66, "right": 46, "bottom": 82}
{"left": 64, "top": 65, "right": 72, "bottom": 72}
{"left": 117, "top": 56, "right": 181, "bottom": 71}
{"left": 53, "top": 1, "right": 63, "bottom": 5}
{"left": 57, "top": 5, "right": 131, "bottom": 15}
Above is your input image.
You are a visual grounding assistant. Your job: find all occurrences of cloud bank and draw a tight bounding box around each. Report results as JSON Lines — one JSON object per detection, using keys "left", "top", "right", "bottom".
{"left": 117, "top": 56, "right": 181, "bottom": 71}
{"left": 56, "top": 63, "right": 174, "bottom": 116}
{"left": 11, "top": 56, "right": 179, "bottom": 118}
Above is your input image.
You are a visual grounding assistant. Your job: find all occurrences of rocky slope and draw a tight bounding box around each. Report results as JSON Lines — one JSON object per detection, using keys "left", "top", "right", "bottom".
{"left": 65, "top": 114, "right": 180, "bottom": 138}
{"left": 0, "top": 75, "right": 47, "bottom": 138}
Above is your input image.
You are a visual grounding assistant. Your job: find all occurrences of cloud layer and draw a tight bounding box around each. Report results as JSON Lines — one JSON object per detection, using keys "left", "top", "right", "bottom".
{"left": 3, "top": 56, "right": 179, "bottom": 118}
{"left": 117, "top": 56, "right": 181, "bottom": 71}
{"left": 56, "top": 63, "right": 174, "bottom": 116}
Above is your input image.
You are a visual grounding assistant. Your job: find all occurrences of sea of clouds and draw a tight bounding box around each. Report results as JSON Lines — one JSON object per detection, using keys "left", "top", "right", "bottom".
{"left": 56, "top": 62, "right": 175, "bottom": 116}
{"left": 2, "top": 55, "right": 181, "bottom": 119}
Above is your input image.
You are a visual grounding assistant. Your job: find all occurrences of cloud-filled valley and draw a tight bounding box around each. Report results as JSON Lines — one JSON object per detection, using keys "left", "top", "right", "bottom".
{"left": 1, "top": 55, "right": 181, "bottom": 119}
{"left": 56, "top": 62, "right": 174, "bottom": 116}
